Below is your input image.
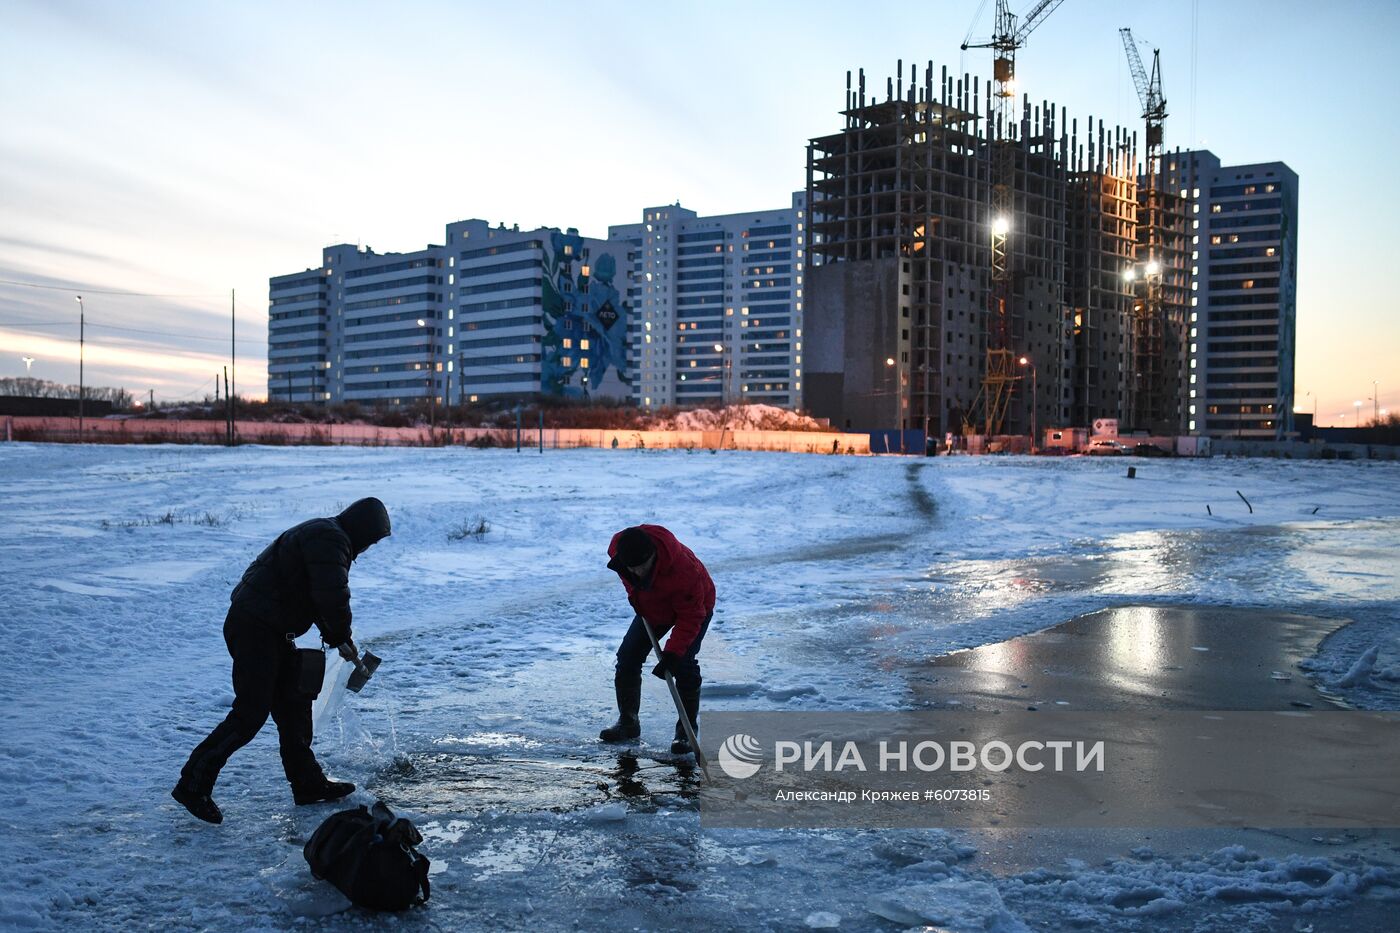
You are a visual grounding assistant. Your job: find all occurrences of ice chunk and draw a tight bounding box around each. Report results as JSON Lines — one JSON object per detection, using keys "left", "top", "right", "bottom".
{"left": 1334, "top": 645, "right": 1379, "bottom": 688}
{"left": 804, "top": 910, "right": 841, "bottom": 928}
{"left": 577, "top": 802, "right": 627, "bottom": 823}
{"left": 866, "top": 880, "right": 1028, "bottom": 932}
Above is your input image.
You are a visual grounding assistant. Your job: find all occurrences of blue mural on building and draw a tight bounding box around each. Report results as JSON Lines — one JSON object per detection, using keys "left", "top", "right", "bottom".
{"left": 540, "top": 230, "right": 631, "bottom": 399}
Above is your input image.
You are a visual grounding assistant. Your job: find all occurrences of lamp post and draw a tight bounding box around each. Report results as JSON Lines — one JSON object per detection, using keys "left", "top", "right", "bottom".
{"left": 74, "top": 296, "right": 85, "bottom": 438}
{"left": 1354, "top": 400, "right": 1363, "bottom": 429}
{"left": 21, "top": 356, "right": 34, "bottom": 375}
{"left": 417, "top": 318, "right": 436, "bottom": 429}
{"left": 714, "top": 343, "right": 730, "bottom": 404}
{"left": 885, "top": 356, "right": 897, "bottom": 428}
{"left": 1373, "top": 382, "right": 1379, "bottom": 426}
{"left": 1019, "top": 355, "right": 1037, "bottom": 452}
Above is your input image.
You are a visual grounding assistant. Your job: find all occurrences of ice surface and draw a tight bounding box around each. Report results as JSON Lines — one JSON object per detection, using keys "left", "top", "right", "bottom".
{"left": 1, "top": 444, "right": 1398, "bottom": 930}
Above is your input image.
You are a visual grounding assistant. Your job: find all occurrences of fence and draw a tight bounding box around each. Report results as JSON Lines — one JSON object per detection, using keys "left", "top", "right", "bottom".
{"left": 0, "top": 416, "right": 873, "bottom": 455}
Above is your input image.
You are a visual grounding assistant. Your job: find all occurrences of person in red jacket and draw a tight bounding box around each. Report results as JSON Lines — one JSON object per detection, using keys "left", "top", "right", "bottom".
{"left": 601, "top": 525, "right": 715, "bottom": 754}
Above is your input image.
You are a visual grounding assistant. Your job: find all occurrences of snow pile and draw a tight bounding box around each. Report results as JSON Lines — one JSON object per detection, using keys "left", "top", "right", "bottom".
{"left": 659, "top": 404, "right": 827, "bottom": 433}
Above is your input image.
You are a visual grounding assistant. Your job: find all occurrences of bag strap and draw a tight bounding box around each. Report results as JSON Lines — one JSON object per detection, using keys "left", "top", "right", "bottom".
{"left": 414, "top": 852, "right": 431, "bottom": 904}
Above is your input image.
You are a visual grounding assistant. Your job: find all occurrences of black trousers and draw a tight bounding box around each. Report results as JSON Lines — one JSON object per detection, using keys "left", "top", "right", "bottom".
{"left": 615, "top": 612, "right": 711, "bottom": 693}
{"left": 180, "top": 610, "right": 324, "bottom": 792}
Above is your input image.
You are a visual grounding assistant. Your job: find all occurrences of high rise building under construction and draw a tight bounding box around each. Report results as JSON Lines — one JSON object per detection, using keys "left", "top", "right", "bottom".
{"left": 803, "top": 62, "right": 1192, "bottom": 442}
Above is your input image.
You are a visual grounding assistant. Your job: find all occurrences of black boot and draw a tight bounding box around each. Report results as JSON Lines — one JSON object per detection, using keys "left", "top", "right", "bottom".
{"left": 292, "top": 778, "right": 356, "bottom": 805}
{"left": 171, "top": 779, "right": 223, "bottom": 824}
{"left": 600, "top": 673, "right": 642, "bottom": 743}
{"left": 670, "top": 684, "right": 701, "bottom": 756}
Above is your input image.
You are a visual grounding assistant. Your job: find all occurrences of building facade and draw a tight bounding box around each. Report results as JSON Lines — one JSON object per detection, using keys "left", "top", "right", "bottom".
{"left": 268, "top": 221, "right": 632, "bottom": 407}
{"left": 609, "top": 195, "right": 805, "bottom": 410}
{"left": 1164, "top": 151, "right": 1298, "bottom": 439}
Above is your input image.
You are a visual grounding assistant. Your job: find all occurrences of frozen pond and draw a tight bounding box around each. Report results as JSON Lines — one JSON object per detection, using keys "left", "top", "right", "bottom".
{"left": 2, "top": 444, "right": 1399, "bottom": 930}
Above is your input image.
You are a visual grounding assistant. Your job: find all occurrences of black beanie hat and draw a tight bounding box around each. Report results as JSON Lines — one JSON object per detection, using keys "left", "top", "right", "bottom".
{"left": 608, "top": 526, "right": 655, "bottom": 571}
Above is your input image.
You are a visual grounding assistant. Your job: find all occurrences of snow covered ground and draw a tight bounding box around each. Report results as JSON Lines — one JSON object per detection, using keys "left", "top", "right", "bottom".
{"left": 2, "top": 444, "right": 1399, "bottom": 931}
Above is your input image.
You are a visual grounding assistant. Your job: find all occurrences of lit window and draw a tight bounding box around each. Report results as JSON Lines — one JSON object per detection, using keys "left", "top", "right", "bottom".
{"left": 470, "top": 394, "right": 478, "bottom": 402}
{"left": 563, "top": 338, "right": 572, "bottom": 349}
{"left": 1210, "top": 204, "right": 1221, "bottom": 213}
{"left": 581, "top": 358, "right": 588, "bottom": 368}
{"left": 562, "top": 356, "right": 572, "bottom": 367}
{"left": 1242, "top": 280, "right": 1255, "bottom": 289}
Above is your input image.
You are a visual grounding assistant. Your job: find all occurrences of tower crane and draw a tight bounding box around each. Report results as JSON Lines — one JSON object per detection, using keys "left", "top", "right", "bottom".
{"left": 960, "top": 0, "right": 1068, "bottom": 438}
{"left": 1120, "top": 28, "right": 1167, "bottom": 185}
{"left": 1120, "top": 28, "right": 1171, "bottom": 432}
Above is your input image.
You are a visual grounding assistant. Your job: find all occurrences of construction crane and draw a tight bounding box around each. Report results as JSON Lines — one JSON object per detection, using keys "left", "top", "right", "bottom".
{"left": 1120, "top": 28, "right": 1170, "bottom": 432}
{"left": 1120, "top": 28, "right": 1167, "bottom": 184}
{"left": 962, "top": 0, "right": 1069, "bottom": 134}
{"left": 960, "top": 0, "right": 1068, "bottom": 438}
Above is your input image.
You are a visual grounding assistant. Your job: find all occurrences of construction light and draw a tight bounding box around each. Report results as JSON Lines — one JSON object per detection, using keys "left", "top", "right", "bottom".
{"left": 417, "top": 318, "right": 427, "bottom": 326}
{"left": 992, "top": 216, "right": 1010, "bottom": 235}
{"left": 1019, "top": 356, "right": 1029, "bottom": 365}
{"left": 1146, "top": 261, "right": 1161, "bottom": 276}
{"left": 1123, "top": 267, "right": 1138, "bottom": 282}
{"left": 885, "top": 357, "right": 896, "bottom": 367}
{"left": 713, "top": 344, "right": 723, "bottom": 353}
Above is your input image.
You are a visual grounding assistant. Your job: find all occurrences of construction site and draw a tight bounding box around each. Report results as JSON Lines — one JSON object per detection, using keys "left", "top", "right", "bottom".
{"left": 804, "top": 1, "right": 1192, "bottom": 450}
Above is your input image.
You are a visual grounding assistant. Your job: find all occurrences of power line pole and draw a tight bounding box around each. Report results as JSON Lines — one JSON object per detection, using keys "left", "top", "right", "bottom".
{"left": 75, "top": 295, "right": 85, "bottom": 439}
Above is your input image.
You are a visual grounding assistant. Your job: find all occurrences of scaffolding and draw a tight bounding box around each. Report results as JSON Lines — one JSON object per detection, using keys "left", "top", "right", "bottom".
{"left": 805, "top": 62, "right": 1189, "bottom": 442}
{"left": 806, "top": 62, "right": 1067, "bottom": 439}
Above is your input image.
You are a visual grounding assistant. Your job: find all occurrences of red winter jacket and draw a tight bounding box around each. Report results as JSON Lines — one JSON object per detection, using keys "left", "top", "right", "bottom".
{"left": 608, "top": 525, "right": 715, "bottom": 656}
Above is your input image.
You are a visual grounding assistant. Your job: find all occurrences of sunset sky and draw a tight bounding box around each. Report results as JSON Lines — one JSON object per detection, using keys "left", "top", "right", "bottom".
{"left": 1, "top": 0, "right": 1395, "bottom": 423}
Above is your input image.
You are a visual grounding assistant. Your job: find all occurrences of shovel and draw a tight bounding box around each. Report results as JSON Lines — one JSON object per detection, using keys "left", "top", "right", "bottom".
{"left": 638, "top": 615, "right": 711, "bottom": 781}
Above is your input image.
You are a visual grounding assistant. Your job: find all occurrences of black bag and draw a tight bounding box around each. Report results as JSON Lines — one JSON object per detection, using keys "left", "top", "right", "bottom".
{"left": 295, "top": 647, "right": 326, "bottom": 699}
{"left": 303, "top": 802, "right": 430, "bottom": 911}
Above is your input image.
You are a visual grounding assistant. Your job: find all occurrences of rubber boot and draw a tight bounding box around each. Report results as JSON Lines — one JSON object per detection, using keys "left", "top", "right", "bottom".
{"left": 600, "top": 673, "right": 642, "bottom": 743}
{"left": 292, "top": 777, "right": 356, "bottom": 805}
{"left": 670, "top": 684, "right": 701, "bottom": 756}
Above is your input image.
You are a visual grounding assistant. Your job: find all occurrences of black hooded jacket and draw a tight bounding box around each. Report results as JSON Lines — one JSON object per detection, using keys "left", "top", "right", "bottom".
{"left": 229, "top": 498, "right": 391, "bottom": 646}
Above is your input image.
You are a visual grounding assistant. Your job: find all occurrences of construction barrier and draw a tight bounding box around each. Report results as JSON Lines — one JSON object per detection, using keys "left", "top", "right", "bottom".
{"left": 0, "top": 415, "right": 873, "bottom": 455}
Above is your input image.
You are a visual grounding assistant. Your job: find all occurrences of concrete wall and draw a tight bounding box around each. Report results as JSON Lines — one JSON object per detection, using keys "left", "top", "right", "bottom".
{"left": 805, "top": 258, "right": 905, "bottom": 431}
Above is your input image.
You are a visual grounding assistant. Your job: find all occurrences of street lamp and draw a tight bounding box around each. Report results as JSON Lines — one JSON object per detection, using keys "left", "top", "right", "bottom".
{"left": 713, "top": 343, "right": 730, "bottom": 404}
{"left": 74, "top": 296, "right": 85, "bottom": 438}
{"left": 1019, "top": 355, "right": 1037, "bottom": 452}
{"left": 417, "top": 318, "right": 436, "bottom": 429}
{"left": 991, "top": 216, "right": 1010, "bottom": 236}
{"left": 885, "top": 357, "right": 897, "bottom": 429}
{"left": 21, "top": 356, "right": 34, "bottom": 375}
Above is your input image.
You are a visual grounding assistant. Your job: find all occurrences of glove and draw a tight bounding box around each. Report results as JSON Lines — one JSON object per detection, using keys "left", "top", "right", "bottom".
{"left": 651, "top": 651, "right": 681, "bottom": 681}
{"left": 337, "top": 640, "right": 359, "bottom": 664}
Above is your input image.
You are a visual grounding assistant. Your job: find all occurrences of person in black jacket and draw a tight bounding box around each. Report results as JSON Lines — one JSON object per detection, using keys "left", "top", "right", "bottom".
{"left": 172, "top": 497, "right": 391, "bottom": 824}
